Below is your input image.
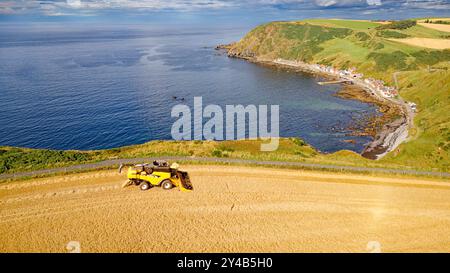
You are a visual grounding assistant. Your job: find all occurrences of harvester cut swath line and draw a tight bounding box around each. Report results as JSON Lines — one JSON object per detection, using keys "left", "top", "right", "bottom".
{"left": 0, "top": 190, "right": 152, "bottom": 223}
{"left": 0, "top": 175, "right": 196, "bottom": 224}
{"left": 1, "top": 183, "right": 121, "bottom": 204}
{"left": 0, "top": 176, "right": 401, "bottom": 224}
{"left": 0, "top": 171, "right": 120, "bottom": 190}
{"left": 0, "top": 190, "right": 217, "bottom": 224}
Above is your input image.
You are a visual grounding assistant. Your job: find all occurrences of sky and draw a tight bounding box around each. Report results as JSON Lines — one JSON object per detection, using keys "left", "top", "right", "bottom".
{"left": 0, "top": 0, "right": 449, "bottom": 23}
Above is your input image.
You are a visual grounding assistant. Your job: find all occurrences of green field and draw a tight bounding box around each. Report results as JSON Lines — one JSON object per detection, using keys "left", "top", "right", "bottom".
{"left": 303, "top": 19, "right": 382, "bottom": 30}
{"left": 227, "top": 18, "right": 450, "bottom": 172}
{"left": 400, "top": 24, "right": 449, "bottom": 38}
{"left": 1, "top": 19, "right": 450, "bottom": 175}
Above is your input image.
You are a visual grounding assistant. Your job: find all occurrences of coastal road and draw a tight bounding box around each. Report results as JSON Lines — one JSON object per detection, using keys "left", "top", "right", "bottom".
{"left": 1, "top": 165, "right": 449, "bottom": 252}
{"left": 1, "top": 156, "right": 449, "bottom": 181}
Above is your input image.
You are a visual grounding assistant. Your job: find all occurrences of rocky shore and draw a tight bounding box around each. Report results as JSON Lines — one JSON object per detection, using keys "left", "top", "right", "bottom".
{"left": 218, "top": 46, "right": 413, "bottom": 160}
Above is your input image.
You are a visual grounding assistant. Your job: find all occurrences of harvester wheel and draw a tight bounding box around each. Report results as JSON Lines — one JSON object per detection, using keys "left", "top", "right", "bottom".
{"left": 140, "top": 182, "right": 151, "bottom": 191}
{"left": 161, "top": 180, "right": 173, "bottom": 190}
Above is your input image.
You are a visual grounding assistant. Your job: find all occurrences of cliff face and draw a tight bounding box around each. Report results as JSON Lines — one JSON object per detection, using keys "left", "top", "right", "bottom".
{"left": 228, "top": 22, "right": 353, "bottom": 62}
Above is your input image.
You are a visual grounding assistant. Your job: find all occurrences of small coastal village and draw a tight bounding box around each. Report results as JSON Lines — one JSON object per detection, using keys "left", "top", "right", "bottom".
{"left": 275, "top": 59, "right": 394, "bottom": 97}
{"left": 273, "top": 58, "right": 417, "bottom": 112}
{"left": 268, "top": 58, "right": 418, "bottom": 159}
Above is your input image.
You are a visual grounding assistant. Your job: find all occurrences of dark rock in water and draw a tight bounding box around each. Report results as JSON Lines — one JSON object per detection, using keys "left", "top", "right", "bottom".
{"left": 215, "top": 43, "right": 235, "bottom": 50}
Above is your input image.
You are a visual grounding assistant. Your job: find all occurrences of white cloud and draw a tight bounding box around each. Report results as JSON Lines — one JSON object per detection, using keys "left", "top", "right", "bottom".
{"left": 1, "top": 0, "right": 449, "bottom": 15}
{"left": 402, "top": 0, "right": 450, "bottom": 9}
{"left": 367, "top": 0, "right": 382, "bottom": 5}
{"left": 315, "top": 0, "right": 338, "bottom": 7}
{"left": 314, "top": 0, "right": 381, "bottom": 7}
{"left": 67, "top": 0, "right": 82, "bottom": 8}
{"left": 63, "top": 0, "right": 236, "bottom": 10}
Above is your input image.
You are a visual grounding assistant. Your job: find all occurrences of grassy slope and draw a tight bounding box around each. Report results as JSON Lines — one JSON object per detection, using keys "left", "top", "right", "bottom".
{"left": 381, "top": 68, "right": 450, "bottom": 170}
{"left": 1, "top": 19, "right": 449, "bottom": 175}
{"left": 0, "top": 138, "right": 411, "bottom": 175}
{"left": 227, "top": 19, "right": 450, "bottom": 171}
{"left": 400, "top": 24, "right": 449, "bottom": 38}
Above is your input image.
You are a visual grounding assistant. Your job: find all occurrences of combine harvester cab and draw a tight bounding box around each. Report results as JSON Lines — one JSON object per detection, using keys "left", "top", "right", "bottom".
{"left": 119, "top": 161, "right": 193, "bottom": 192}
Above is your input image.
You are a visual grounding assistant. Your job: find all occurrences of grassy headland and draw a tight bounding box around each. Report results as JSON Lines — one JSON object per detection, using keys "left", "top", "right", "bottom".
{"left": 225, "top": 18, "right": 450, "bottom": 172}
{"left": 1, "top": 19, "right": 449, "bottom": 175}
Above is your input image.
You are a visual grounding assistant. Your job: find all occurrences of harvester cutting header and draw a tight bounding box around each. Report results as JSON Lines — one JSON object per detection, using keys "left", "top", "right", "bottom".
{"left": 119, "top": 160, "right": 193, "bottom": 192}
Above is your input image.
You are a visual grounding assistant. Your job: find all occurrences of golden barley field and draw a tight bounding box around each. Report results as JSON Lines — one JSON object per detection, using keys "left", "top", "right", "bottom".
{"left": 389, "top": 37, "right": 450, "bottom": 49}
{"left": 1, "top": 165, "right": 449, "bottom": 253}
{"left": 418, "top": 22, "right": 450, "bottom": 32}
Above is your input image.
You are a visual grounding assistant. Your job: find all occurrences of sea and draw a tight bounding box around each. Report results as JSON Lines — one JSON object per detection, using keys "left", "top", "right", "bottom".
{"left": 0, "top": 23, "right": 376, "bottom": 153}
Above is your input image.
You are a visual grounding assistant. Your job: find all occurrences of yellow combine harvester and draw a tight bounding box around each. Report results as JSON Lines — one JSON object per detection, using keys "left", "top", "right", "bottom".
{"left": 119, "top": 160, "right": 193, "bottom": 192}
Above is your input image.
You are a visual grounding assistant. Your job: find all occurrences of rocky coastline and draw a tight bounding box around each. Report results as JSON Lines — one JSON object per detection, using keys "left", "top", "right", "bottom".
{"left": 218, "top": 45, "right": 413, "bottom": 160}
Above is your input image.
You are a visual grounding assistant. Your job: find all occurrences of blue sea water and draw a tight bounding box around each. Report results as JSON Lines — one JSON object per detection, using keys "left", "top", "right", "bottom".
{"left": 0, "top": 24, "right": 376, "bottom": 153}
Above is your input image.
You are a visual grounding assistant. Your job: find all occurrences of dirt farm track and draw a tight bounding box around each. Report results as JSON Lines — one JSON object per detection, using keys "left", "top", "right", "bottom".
{"left": 1, "top": 165, "right": 450, "bottom": 253}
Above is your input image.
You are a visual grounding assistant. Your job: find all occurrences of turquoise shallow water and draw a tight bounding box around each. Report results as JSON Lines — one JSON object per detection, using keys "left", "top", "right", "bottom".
{"left": 0, "top": 25, "right": 376, "bottom": 153}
